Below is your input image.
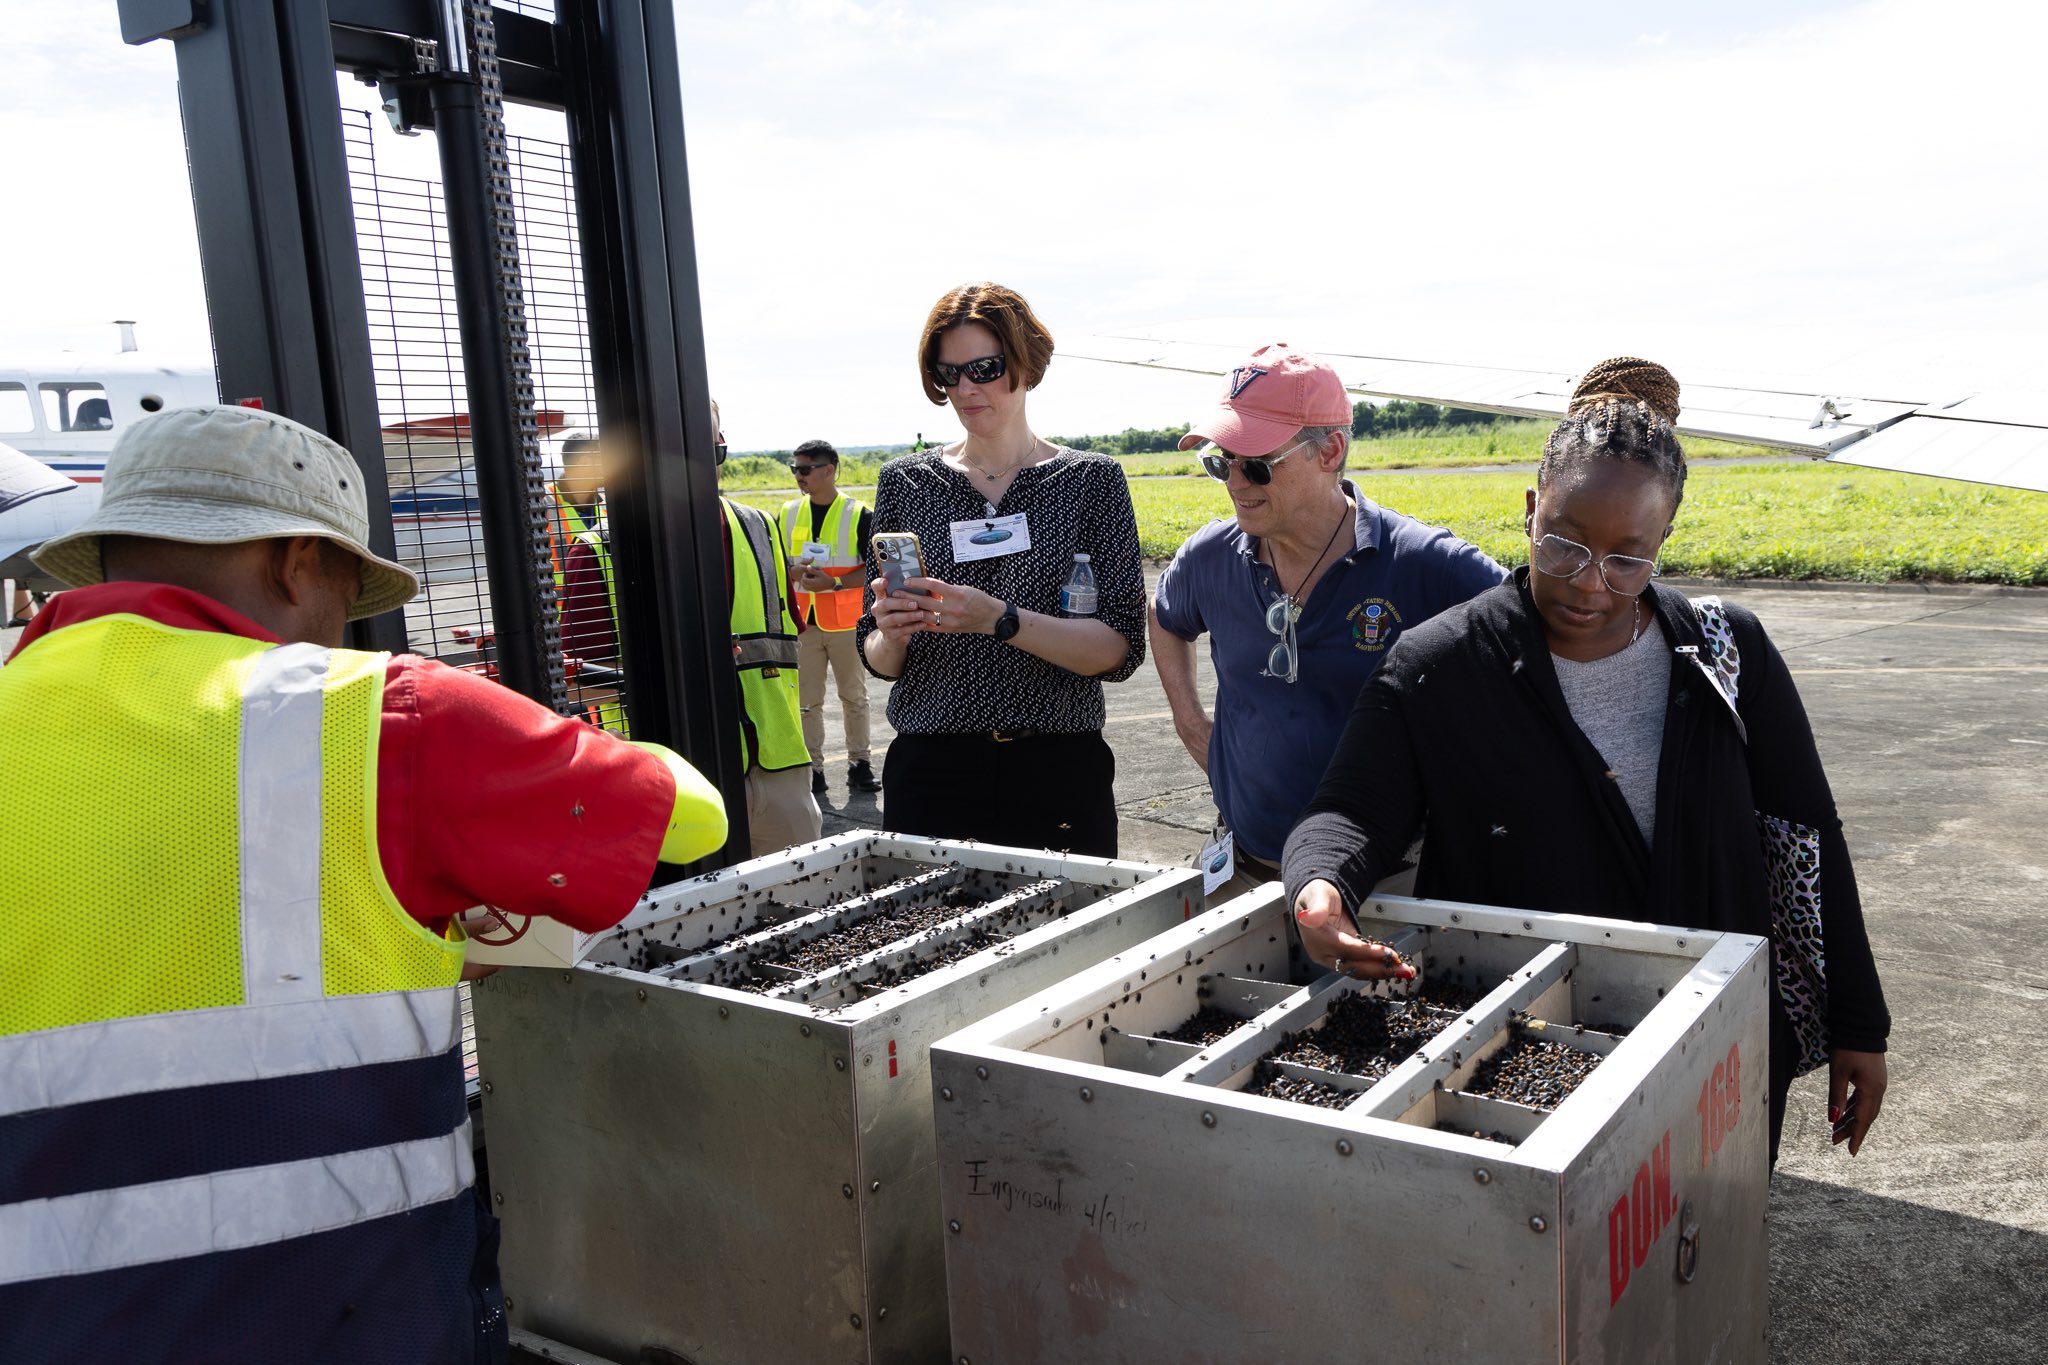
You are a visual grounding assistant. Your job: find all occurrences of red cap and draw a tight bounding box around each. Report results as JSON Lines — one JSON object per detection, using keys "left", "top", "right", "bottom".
{"left": 1179, "top": 344, "right": 1352, "bottom": 456}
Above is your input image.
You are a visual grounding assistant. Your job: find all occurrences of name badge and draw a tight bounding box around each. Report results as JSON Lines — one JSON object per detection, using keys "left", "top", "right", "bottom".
{"left": 949, "top": 513, "right": 1032, "bottom": 562}
{"left": 800, "top": 541, "right": 832, "bottom": 562}
{"left": 1198, "top": 830, "right": 1235, "bottom": 895}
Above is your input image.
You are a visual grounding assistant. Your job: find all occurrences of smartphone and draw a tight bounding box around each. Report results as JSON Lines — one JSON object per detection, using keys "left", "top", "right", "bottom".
{"left": 873, "top": 531, "right": 932, "bottom": 597}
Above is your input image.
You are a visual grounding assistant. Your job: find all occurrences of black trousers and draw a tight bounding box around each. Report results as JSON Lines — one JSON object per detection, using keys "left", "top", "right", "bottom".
{"left": 882, "top": 730, "right": 1118, "bottom": 858}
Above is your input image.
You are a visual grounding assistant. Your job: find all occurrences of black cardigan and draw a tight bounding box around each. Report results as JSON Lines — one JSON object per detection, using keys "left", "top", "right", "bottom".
{"left": 1282, "top": 570, "right": 1890, "bottom": 1055}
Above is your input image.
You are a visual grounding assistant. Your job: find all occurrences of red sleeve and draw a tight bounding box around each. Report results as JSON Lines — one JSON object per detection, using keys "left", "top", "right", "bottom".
{"left": 377, "top": 657, "right": 677, "bottom": 932}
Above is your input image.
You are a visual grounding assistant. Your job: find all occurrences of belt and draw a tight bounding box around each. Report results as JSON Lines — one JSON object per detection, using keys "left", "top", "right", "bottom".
{"left": 987, "top": 727, "right": 1045, "bottom": 743}
{"left": 1236, "top": 849, "right": 1282, "bottom": 882}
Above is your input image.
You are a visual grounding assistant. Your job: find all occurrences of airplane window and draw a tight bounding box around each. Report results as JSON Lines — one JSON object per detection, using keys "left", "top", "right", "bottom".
{"left": 40, "top": 384, "right": 113, "bottom": 433}
{"left": 0, "top": 384, "right": 32, "bottom": 434}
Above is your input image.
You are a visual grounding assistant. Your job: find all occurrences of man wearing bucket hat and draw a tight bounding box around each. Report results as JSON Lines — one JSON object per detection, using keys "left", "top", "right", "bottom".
{"left": 0, "top": 404, "right": 726, "bottom": 1362}
{"left": 1149, "top": 345, "right": 1506, "bottom": 907}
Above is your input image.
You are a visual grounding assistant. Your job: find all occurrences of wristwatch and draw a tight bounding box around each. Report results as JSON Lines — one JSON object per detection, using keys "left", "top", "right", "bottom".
{"left": 992, "top": 600, "right": 1022, "bottom": 643}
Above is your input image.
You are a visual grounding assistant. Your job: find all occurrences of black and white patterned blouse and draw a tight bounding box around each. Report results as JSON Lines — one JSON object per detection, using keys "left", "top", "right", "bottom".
{"left": 856, "top": 449, "right": 1147, "bottom": 734}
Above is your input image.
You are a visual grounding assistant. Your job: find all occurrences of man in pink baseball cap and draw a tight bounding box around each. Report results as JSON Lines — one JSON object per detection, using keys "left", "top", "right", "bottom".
{"left": 1178, "top": 343, "right": 1356, "bottom": 459}
{"left": 1149, "top": 344, "right": 1506, "bottom": 907}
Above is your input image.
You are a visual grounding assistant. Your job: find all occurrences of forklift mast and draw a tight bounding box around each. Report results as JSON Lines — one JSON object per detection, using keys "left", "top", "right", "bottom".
{"left": 117, "top": 0, "right": 752, "bottom": 860}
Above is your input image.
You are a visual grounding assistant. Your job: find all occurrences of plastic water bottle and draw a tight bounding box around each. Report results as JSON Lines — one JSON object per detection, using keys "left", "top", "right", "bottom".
{"left": 1059, "top": 553, "right": 1098, "bottom": 617}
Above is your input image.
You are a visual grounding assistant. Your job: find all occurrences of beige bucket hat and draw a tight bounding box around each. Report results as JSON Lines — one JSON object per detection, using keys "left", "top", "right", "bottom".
{"left": 33, "top": 404, "right": 419, "bottom": 620}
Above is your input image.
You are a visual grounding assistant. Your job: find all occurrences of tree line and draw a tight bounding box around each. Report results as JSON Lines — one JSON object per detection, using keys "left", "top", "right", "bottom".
{"left": 1049, "top": 403, "right": 1504, "bottom": 454}
{"left": 738, "top": 403, "right": 1507, "bottom": 464}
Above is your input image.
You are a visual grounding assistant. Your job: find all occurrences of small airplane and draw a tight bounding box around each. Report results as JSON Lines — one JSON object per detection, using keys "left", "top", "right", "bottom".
{"left": 0, "top": 323, "right": 581, "bottom": 594}
{"left": 1066, "top": 333, "right": 2048, "bottom": 495}
{"left": 0, "top": 441, "right": 80, "bottom": 586}
{"left": 0, "top": 323, "right": 217, "bottom": 593}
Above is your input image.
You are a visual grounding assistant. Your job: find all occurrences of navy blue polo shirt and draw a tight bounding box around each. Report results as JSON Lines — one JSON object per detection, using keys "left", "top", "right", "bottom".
{"left": 1153, "top": 482, "right": 1506, "bottom": 861}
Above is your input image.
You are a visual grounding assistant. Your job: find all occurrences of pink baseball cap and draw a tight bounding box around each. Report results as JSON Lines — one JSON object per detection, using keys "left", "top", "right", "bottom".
{"left": 1178, "top": 344, "right": 1352, "bottom": 456}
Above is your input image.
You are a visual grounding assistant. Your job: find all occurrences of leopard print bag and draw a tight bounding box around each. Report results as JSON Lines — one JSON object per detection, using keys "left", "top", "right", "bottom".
{"left": 1688, "top": 597, "right": 1831, "bottom": 1077}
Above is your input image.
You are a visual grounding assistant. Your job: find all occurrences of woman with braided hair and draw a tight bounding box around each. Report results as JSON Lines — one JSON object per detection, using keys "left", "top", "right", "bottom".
{"left": 1282, "top": 358, "right": 1890, "bottom": 1163}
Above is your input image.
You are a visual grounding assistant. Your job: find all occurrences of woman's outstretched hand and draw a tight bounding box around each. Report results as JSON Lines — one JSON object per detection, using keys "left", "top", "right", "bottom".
{"left": 1292, "top": 878, "right": 1416, "bottom": 981}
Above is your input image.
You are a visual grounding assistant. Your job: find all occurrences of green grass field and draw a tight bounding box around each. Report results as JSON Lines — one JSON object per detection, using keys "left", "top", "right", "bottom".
{"left": 733, "top": 461, "right": 2048, "bottom": 585}
{"left": 1122, "top": 464, "right": 2048, "bottom": 584}
{"left": 721, "top": 420, "right": 1783, "bottom": 490}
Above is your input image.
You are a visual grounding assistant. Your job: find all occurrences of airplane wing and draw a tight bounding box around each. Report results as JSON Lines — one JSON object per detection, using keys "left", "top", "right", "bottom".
{"left": 0, "top": 441, "right": 82, "bottom": 566}
{"left": 1066, "top": 334, "right": 2048, "bottom": 494}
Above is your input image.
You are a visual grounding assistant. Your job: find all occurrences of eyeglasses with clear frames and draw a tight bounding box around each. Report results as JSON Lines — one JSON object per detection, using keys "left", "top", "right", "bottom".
{"left": 1529, "top": 532, "right": 1662, "bottom": 594}
{"left": 1261, "top": 593, "right": 1300, "bottom": 684}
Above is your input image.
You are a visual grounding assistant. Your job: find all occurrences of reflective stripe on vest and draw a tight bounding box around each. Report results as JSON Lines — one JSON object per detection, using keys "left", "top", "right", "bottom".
{"left": 723, "top": 500, "right": 809, "bottom": 770}
{"left": 0, "top": 1124, "right": 473, "bottom": 1286}
{"left": 781, "top": 493, "right": 866, "bottom": 631}
{"left": 0, "top": 617, "right": 470, "bottom": 1302}
{"left": 240, "top": 643, "right": 329, "bottom": 1006}
{"left": 0, "top": 990, "right": 458, "bottom": 1118}
{"left": 726, "top": 499, "right": 800, "bottom": 672}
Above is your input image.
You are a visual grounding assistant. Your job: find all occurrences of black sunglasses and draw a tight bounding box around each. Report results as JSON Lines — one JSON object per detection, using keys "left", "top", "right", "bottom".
{"left": 1197, "top": 437, "right": 1312, "bottom": 487}
{"left": 790, "top": 462, "right": 829, "bottom": 476}
{"left": 933, "top": 353, "right": 1006, "bottom": 388}
{"left": 714, "top": 438, "right": 728, "bottom": 465}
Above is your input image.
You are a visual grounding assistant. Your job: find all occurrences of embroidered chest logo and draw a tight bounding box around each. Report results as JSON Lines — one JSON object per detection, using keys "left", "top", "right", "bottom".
{"left": 1348, "top": 598, "right": 1404, "bottom": 652}
{"left": 1227, "top": 365, "right": 1268, "bottom": 399}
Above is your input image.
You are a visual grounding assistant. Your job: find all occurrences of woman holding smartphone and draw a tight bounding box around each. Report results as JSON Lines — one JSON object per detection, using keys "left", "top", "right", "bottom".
{"left": 857, "top": 282, "right": 1146, "bottom": 855}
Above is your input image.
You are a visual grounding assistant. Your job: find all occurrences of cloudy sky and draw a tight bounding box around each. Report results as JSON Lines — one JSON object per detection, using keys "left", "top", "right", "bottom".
{"left": 3, "top": 0, "right": 2042, "bottom": 449}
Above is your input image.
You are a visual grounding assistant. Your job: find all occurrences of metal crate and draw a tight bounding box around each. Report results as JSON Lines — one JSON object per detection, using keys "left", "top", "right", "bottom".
{"left": 473, "top": 830, "right": 1201, "bottom": 1364}
{"left": 931, "top": 885, "right": 1771, "bottom": 1364}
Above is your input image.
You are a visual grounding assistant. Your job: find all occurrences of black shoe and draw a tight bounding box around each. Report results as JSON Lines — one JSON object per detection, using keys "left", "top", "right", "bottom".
{"left": 847, "top": 760, "right": 882, "bottom": 793}
{"left": 811, "top": 768, "right": 828, "bottom": 796}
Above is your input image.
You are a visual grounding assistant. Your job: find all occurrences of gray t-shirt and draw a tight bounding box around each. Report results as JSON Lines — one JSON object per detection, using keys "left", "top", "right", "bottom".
{"left": 1551, "top": 625, "right": 1672, "bottom": 844}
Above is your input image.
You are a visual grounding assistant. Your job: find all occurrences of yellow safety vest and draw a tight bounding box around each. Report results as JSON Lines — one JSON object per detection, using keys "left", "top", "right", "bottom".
{"left": 779, "top": 492, "right": 867, "bottom": 631}
{"left": 548, "top": 483, "right": 615, "bottom": 608}
{"left": 0, "top": 614, "right": 475, "bottom": 1347}
{"left": 548, "top": 482, "right": 628, "bottom": 735}
{"left": 724, "top": 498, "right": 809, "bottom": 772}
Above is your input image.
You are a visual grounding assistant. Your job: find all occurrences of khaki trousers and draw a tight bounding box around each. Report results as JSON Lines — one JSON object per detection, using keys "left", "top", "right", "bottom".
{"left": 745, "top": 764, "right": 822, "bottom": 858}
{"left": 798, "top": 625, "right": 872, "bottom": 768}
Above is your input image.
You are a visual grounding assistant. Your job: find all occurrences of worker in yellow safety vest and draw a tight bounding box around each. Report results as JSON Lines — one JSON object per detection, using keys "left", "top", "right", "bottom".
{"left": 778, "top": 439, "right": 880, "bottom": 798}
{"left": 547, "top": 432, "right": 625, "bottom": 732}
{"left": 0, "top": 404, "right": 726, "bottom": 1363}
{"left": 713, "top": 398, "right": 821, "bottom": 857}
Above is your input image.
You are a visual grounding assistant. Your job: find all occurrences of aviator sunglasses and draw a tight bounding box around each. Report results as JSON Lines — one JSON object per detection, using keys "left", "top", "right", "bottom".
{"left": 932, "top": 353, "right": 1007, "bottom": 388}
{"left": 1198, "top": 437, "right": 1314, "bottom": 486}
{"left": 1261, "top": 593, "right": 1301, "bottom": 684}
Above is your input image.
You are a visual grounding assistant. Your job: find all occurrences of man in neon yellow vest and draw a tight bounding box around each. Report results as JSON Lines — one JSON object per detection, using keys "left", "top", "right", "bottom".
{"left": 712, "top": 398, "right": 821, "bottom": 856}
{"left": 779, "top": 439, "right": 880, "bottom": 799}
{"left": 548, "top": 433, "right": 618, "bottom": 663}
{"left": 547, "top": 433, "right": 626, "bottom": 733}
{"left": 0, "top": 404, "right": 726, "bottom": 1362}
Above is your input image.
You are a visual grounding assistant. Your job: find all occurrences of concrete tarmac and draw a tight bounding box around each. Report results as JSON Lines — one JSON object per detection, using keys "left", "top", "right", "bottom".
{"left": 807, "top": 573, "right": 2048, "bottom": 1363}
{"left": 10, "top": 574, "right": 2040, "bottom": 1360}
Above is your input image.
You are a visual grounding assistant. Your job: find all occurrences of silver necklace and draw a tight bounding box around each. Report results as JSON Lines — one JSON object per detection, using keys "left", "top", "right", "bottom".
{"left": 962, "top": 439, "right": 1041, "bottom": 483}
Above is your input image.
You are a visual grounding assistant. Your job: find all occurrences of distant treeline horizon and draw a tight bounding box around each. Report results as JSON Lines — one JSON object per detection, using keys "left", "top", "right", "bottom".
{"left": 737, "top": 402, "right": 1507, "bottom": 462}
